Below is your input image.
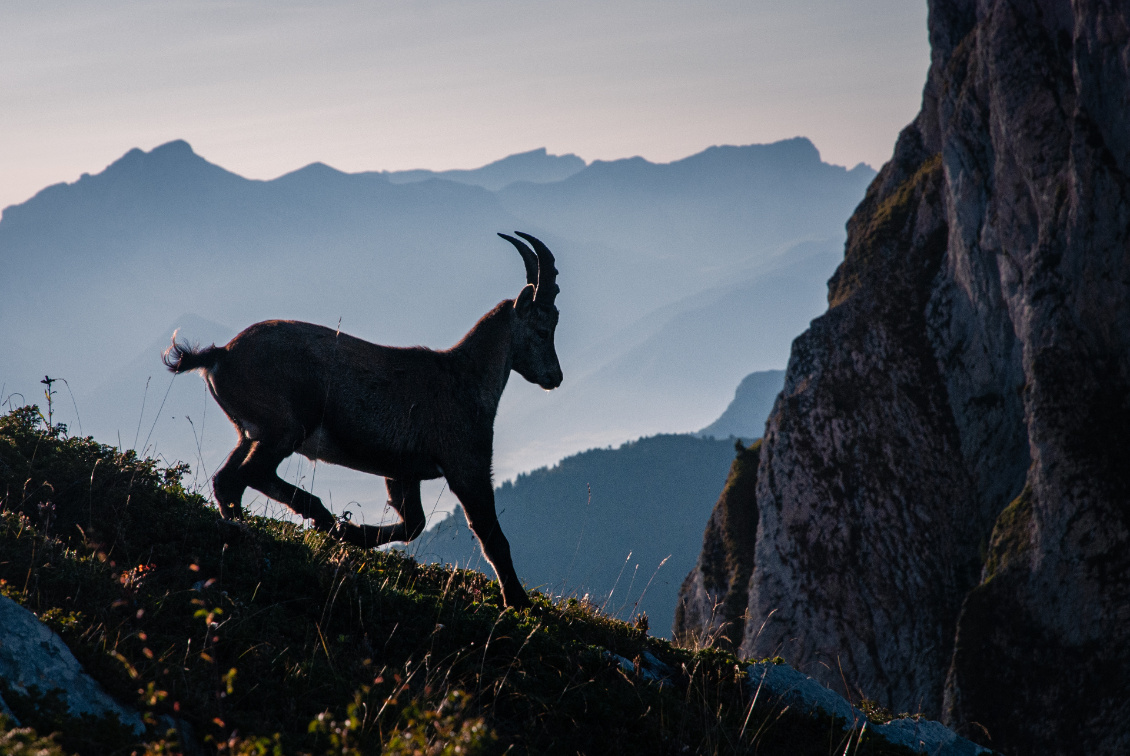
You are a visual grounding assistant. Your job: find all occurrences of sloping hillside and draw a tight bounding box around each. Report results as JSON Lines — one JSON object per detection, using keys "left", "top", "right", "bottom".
{"left": 0, "top": 407, "right": 983, "bottom": 755}
{"left": 413, "top": 434, "right": 737, "bottom": 639}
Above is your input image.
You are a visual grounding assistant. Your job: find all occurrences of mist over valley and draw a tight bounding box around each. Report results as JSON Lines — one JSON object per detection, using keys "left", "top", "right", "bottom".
{"left": 0, "top": 137, "right": 870, "bottom": 531}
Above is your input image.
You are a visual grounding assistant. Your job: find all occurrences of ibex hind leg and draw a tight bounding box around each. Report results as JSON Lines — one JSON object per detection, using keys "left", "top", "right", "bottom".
{"left": 239, "top": 438, "right": 337, "bottom": 531}
{"left": 213, "top": 438, "right": 254, "bottom": 520}
{"left": 334, "top": 478, "right": 425, "bottom": 548}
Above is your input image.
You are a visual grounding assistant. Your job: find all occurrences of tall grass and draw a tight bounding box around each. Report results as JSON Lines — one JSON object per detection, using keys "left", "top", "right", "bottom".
{"left": 0, "top": 406, "right": 917, "bottom": 755}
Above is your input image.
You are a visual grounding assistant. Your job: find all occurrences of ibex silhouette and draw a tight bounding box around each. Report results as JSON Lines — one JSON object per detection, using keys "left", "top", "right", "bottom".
{"left": 163, "top": 232, "right": 562, "bottom": 608}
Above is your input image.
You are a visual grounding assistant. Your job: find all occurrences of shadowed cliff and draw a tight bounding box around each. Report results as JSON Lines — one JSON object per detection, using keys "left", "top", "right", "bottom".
{"left": 677, "top": 2, "right": 1130, "bottom": 753}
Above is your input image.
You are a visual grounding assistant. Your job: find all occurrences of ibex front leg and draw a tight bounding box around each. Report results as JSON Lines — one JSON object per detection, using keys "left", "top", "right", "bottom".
{"left": 448, "top": 474, "right": 531, "bottom": 609}
{"left": 333, "top": 478, "right": 426, "bottom": 548}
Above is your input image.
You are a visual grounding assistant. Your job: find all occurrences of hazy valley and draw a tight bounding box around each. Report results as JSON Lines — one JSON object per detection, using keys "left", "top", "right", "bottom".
{"left": 0, "top": 137, "right": 871, "bottom": 528}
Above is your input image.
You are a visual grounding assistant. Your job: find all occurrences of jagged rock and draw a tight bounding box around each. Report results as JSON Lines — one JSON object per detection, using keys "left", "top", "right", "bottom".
{"left": 0, "top": 596, "right": 145, "bottom": 734}
{"left": 876, "top": 718, "right": 990, "bottom": 756}
{"left": 746, "top": 662, "right": 991, "bottom": 755}
{"left": 673, "top": 440, "right": 761, "bottom": 648}
{"left": 601, "top": 649, "right": 675, "bottom": 687}
{"left": 678, "top": 1, "right": 1130, "bottom": 753}
{"left": 0, "top": 691, "right": 17, "bottom": 723}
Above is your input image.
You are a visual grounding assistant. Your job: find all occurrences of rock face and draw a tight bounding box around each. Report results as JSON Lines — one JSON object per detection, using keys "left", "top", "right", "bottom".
{"left": 677, "top": 2, "right": 1130, "bottom": 753}
{"left": 745, "top": 662, "right": 990, "bottom": 756}
{"left": 673, "top": 440, "right": 761, "bottom": 649}
{"left": 0, "top": 596, "right": 145, "bottom": 734}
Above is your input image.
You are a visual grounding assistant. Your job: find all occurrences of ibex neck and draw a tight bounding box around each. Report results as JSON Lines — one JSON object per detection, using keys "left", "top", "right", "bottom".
{"left": 449, "top": 300, "right": 513, "bottom": 412}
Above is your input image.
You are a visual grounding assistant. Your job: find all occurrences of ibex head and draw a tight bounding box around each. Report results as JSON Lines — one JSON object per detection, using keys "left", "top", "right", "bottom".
{"left": 499, "top": 232, "right": 563, "bottom": 390}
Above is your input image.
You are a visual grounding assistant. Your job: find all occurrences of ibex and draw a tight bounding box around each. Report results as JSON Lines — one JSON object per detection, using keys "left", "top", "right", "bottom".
{"left": 163, "top": 232, "right": 562, "bottom": 608}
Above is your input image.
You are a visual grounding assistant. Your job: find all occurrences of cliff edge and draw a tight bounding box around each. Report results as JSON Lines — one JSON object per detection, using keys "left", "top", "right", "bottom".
{"left": 678, "top": 2, "right": 1130, "bottom": 753}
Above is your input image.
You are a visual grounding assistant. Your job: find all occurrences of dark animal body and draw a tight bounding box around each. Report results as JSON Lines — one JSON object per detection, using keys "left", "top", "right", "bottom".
{"left": 163, "top": 232, "right": 562, "bottom": 608}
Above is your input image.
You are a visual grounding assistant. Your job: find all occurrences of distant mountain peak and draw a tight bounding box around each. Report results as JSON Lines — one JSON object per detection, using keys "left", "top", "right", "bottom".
{"left": 682, "top": 138, "right": 831, "bottom": 171}
{"left": 574, "top": 139, "right": 870, "bottom": 180}
{"left": 104, "top": 139, "right": 198, "bottom": 170}
{"left": 151, "top": 139, "right": 195, "bottom": 155}
{"left": 385, "top": 148, "right": 586, "bottom": 191}
{"left": 92, "top": 139, "right": 244, "bottom": 190}
{"left": 739, "top": 136, "right": 819, "bottom": 156}
{"left": 112, "top": 139, "right": 198, "bottom": 167}
{"left": 696, "top": 370, "right": 786, "bottom": 440}
{"left": 276, "top": 161, "right": 350, "bottom": 182}
{"left": 505, "top": 147, "right": 548, "bottom": 159}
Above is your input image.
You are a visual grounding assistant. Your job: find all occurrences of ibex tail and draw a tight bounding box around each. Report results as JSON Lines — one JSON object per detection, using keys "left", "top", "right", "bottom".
{"left": 163, "top": 330, "right": 222, "bottom": 374}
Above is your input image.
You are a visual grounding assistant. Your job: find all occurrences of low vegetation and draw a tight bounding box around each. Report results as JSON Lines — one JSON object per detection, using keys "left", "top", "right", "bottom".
{"left": 0, "top": 406, "right": 915, "bottom": 755}
{"left": 419, "top": 432, "right": 738, "bottom": 637}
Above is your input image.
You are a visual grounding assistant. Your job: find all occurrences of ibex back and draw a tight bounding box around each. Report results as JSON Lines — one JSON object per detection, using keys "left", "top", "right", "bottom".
{"left": 163, "top": 232, "right": 562, "bottom": 608}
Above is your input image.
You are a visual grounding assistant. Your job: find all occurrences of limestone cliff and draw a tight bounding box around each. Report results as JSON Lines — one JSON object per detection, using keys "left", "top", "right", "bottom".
{"left": 677, "top": 2, "right": 1130, "bottom": 753}
{"left": 673, "top": 440, "right": 761, "bottom": 650}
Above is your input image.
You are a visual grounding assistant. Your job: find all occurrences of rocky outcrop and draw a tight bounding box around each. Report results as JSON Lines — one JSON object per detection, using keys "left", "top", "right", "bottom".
{"left": 746, "top": 662, "right": 991, "bottom": 756}
{"left": 678, "top": 1, "right": 1130, "bottom": 753}
{"left": 0, "top": 596, "right": 145, "bottom": 734}
{"left": 673, "top": 440, "right": 761, "bottom": 649}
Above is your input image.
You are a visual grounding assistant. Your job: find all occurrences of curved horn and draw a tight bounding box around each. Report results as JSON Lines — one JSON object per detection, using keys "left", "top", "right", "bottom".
{"left": 498, "top": 233, "right": 539, "bottom": 287}
{"left": 514, "top": 232, "right": 559, "bottom": 305}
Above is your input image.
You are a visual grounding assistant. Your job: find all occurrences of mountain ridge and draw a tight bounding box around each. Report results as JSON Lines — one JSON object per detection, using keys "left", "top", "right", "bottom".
{"left": 0, "top": 135, "right": 874, "bottom": 526}
{"left": 3, "top": 137, "right": 870, "bottom": 219}
{"left": 696, "top": 370, "right": 786, "bottom": 441}
{"left": 383, "top": 146, "right": 586, "bottom": 190}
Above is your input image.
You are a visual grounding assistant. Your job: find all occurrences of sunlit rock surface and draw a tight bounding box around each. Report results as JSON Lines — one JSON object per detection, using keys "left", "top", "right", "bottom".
{"left": 0, "top": 596, "right": 145, "bottom": 733}
{"left": 746, "top": 662, "right": 990, "bottom": 756}
{"left": 678, "top": 1, "right": 1130, "bottom": 752}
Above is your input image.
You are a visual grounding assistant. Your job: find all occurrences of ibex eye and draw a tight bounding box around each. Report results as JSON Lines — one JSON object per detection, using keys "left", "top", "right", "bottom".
{"left": 536, "top": 329, "right": 550, "bottom": 339}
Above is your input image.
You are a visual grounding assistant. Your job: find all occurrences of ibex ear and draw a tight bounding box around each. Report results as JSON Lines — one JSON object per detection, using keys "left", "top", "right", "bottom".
{"left": 514, "top": 284, "right": 535, "bottom": 314}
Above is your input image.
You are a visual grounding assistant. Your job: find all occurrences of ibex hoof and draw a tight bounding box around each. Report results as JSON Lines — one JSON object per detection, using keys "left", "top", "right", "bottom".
{"left": 217, "top": 505, "right": 244, "bottom": 521}
{"left": 331, "top": 521, "right": 375, "bottom": 548}
{"left": 217, "top": 519, "right": 252, "bottom": 538}
{"left": 504, "top": 592, "right": 533, "bottom": 611}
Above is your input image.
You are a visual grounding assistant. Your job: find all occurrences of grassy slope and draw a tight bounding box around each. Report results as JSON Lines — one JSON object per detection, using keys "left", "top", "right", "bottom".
{"left": 417, "top": 433, "right": 738, "bottom": 639}
{"left": 0, "top": 407, "right": 915, "bottom": 755}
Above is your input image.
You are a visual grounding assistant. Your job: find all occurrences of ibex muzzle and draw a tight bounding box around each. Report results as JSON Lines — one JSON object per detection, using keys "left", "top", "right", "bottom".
{"left": 163, "top": 232, "right": 562, "bottom": 609}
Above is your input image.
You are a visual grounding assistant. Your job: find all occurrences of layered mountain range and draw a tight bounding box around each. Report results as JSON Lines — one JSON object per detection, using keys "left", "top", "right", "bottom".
{"left": 0, "top": 137, "right": 870, "bottom": 521}
{"left": 676, "top": 2, "right": 1130, "bottom": 753}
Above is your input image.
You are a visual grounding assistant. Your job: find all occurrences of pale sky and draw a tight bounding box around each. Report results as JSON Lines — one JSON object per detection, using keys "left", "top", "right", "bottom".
{"left": 0, "top": 1, "right": 929, "bottom": 212}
